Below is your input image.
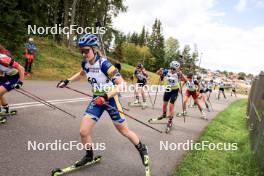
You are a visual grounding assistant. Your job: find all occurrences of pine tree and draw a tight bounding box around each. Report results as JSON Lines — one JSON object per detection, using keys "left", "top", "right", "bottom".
{"left": 130, "top": 32, "right": 139, "bottom": 45}
{"left": 0, "top": 0, "right": 26, "bottom": 52}
{"left": 138, "top": 26, "right": 146, "bottom": 46}
{"left": 148, "top": 19, "right": 165, "bottom": 70}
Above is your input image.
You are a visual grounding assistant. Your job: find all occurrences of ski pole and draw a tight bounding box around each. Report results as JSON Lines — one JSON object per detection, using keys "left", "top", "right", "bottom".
{"left": 153, "top": 77, "right": 161, "bottom": 107}
{"left": 65, "top": 86, "right": 163, "bottom": 133}
{"left": 145, "top": 85, "right": 154, "bottom": 109}
{"left": 20, "top": 88, "right": 77, "bottom": 118}
{"left": 15, "top": 89, "right": 55, "bottom": 109}
{"left": 147, "top": 90, "right": 154, "bottom": 109}
{"left": 15, "top": 88, "right": 77, "bottom": 118}
{"left": 179, "top": 81, "right": 186, "bottom": 123}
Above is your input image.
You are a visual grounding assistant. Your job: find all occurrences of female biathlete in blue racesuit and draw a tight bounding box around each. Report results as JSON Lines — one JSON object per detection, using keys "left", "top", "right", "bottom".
{"left": 57, "top": 34, "right": 149, "bottom": 168}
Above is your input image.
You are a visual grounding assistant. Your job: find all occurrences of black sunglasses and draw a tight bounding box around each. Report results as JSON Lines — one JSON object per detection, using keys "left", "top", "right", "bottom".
{"left": 80, "top": 48, "right": 91, "bottom": 54}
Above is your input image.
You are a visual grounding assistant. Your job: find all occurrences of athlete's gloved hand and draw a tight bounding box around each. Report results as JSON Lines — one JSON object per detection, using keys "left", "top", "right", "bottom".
{"left": 57, "top": 79, "right": 70, "bottom": 88}
{"left": 93, "top": 94, "right": 108, "bottom": 106}
{"left": 160, "top": 75, "right": 164, "bottom": 81}
{"left": 12, "top": 81, "right": 23, "bottom": 89}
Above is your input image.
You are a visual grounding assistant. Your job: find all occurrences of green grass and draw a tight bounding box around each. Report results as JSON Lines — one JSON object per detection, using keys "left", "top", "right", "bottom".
{"left": 174, "top": 100, "right": 263, "bottom": 176}
{"left": 19, "top": 37, "right": 160, "bottom": 83}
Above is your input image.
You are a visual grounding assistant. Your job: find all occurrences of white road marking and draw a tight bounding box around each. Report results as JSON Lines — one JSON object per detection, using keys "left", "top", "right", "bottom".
{"left": 9, "top": 92, "right": 163, "bottom": 109}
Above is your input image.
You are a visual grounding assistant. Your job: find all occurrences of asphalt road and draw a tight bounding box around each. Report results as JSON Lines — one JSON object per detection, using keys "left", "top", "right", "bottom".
{"left": 0, "top": 81, "right": 243, "bottom": 176}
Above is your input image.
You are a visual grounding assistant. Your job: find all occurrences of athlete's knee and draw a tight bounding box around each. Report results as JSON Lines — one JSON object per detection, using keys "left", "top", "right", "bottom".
{"left": 79, "top": 124, "right": 92, "bottom": 138}
{"left": 79, "top": 128, "right": 89, "bottom": 138}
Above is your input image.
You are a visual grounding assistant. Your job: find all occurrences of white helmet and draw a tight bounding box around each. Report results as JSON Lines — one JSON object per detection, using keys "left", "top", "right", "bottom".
{"left": 29, "top": 38, "right": 34, "bottom": 42}
{"left": 170, "top": 61, "right": 180, "bottom": 69}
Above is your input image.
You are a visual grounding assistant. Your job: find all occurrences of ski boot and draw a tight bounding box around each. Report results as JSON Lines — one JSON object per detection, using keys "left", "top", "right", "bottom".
{"left": 135, "top": 142, "right": 149, "bottom": 166}
{"left": 0, "top": 105, "right": 8, "bottom": 115}
{"left": 74, "top": 149, "right": 93, "bottom": 167}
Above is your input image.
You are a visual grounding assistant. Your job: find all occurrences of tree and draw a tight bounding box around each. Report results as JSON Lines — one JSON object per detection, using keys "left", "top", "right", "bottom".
{"left": 112, "top": 42, "right": 124, "bottom": 62}
{"left": 112, "top": 31, "right": 126, "bottom": 62}
{"left": 138, "top": 26, "right": 146, "bottom": 46}
{"left": 0, "top": 0, "right": 127, "bottom": 51}
{"left": 129, "top": 32, "right": 139, "bottom": 45}
{"left": 148, "top": 19, "right": 165, "bottom": 70}
{"left": 222, "top": 70, "right": 228, "bottom": 77}
{"left": 164, "top": 37, "right": 180, "bottom": 66}
{"left": 182, "top": 45, "right": 193, "bottom": 74}
{"left": 238, "top": 72, "right": 246, "bottom": 80}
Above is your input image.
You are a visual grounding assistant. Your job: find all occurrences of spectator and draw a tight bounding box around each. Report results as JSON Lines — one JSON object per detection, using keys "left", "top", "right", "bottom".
{"left": 24, "top": 38, "right": 36, "bottom": 74}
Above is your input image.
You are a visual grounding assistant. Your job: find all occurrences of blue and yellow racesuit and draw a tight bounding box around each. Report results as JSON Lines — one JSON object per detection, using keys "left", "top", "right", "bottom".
{"left": 82, "top": 55, "right": 125, "bottom": 124}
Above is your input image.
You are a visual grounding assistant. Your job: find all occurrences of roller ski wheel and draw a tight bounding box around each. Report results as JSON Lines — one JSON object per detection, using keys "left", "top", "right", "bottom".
{"left": 176, "top": 112, "right": 186, "bottom": 117}
{"left": 0, "top": 116, "right": 7, "bottom": 124}
{"left": 51, "top": 168, "right": 63, "bottom": 176}
{"left": 143, "top": 150, "right": 151, "bottom": 176}
{"left": 51, "top": 156, "right": 102, "bottom": 176}
{"left": 137, "top": 144, "right": 151, "bottom": 176}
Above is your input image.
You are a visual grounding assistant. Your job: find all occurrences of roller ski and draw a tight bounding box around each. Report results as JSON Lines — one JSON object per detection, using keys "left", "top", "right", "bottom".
{"left": 51, "top": 155, "right": 102, "bottom": 176}
{"left": 148, "top": 114, "right": 166, "bottom": 123}
{"left": 165, "top": 118, "right": 173, "bottom": 134}
{"left": 128, "top": 101, "right": 148, "bottom": 109}
{"left": 128, "top": 100, "right": 142, "bottom": 107}
{"left": 0, "top": 110, "right": 17, "bottom": 117}
{"left": 0, "top": 109, "right": 17, "bottom": 124}
{"left": 176, "top": 111, "right": 187, "bottom": 117}
{"left": 136, "top": 142, "right": 151, "bottom": 176}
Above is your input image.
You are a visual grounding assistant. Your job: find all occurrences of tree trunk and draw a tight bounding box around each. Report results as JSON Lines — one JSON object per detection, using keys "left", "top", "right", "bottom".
{"left": 63, "top": 0, "right": 70, "bottom": 45}
{"left": 68, "top": 0, "right": 79, "bottom": 47}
